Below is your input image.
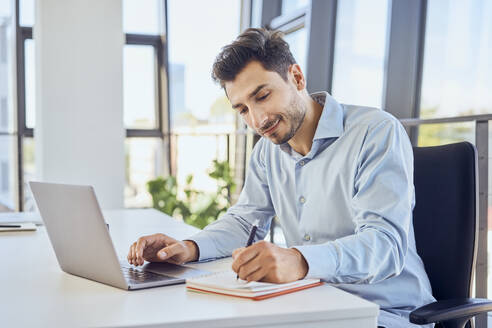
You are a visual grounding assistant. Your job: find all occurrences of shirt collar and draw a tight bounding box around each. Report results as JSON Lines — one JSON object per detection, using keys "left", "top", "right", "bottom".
{"left": 278, "top": 91, "right": 344, "bottom": 155}
{"left": 311, "top": 91, "right": 344, "bottom": 141}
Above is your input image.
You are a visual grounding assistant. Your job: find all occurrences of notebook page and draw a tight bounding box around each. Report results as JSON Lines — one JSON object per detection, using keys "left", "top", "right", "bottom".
{"left": 187, "top": 270, "right": 319, "bottom": 292}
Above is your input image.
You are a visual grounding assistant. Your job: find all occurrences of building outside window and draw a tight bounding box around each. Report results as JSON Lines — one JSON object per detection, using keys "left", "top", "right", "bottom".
{"left": 167, "top": 0, "right": 241, "bottom": 196}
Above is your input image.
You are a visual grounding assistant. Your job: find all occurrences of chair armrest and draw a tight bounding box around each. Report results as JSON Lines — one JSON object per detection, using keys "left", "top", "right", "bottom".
{"left": 409, "top": 298, "right": 492, "bottom": 324}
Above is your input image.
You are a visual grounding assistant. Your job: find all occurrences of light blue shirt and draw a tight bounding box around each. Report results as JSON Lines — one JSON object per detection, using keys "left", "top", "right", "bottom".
{"left": 189, "top": 92, "right": 435, "bottom": 328}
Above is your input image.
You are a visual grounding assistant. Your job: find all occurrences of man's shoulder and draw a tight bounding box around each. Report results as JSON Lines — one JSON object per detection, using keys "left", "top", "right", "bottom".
{"left": 342, "top": 104, "right": 401, "bottom": 132}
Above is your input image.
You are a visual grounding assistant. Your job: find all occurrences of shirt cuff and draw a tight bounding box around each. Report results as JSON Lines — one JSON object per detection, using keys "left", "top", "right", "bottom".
{"left": 185, "top": 231, "right": 218, "bottom": 261}
{"left": 292, "top": 242, "right": 339, "bottom": 281}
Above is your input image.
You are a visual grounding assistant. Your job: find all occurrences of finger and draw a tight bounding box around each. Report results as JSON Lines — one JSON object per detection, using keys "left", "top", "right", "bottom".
{"left": 135, "top": 238, "right": 149, "bottom": 265}
{"left": 232, "top": 247, "right": 245, "bottom": 260}
{"left": 157, "top": 243, "right": 183, "bottom": 262}
{"left": 237, "top": 261, "right": 261, "bottom": 281}
{"left": 232, "top": 247, "right": 259, "bottom": 273}
{"left": 243, "top": 266, "right": 268, "bottom": 282}
{"left": 130, "top": 242, "right": 137, "bottom": 265}
{"left": 133, "top": 243, "right": 139, "bottom": 266}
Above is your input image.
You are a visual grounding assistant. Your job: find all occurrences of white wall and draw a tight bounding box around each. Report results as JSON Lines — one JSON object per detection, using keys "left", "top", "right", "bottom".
{"left": 34, "top": 0, "right": 125, "bottom": 209}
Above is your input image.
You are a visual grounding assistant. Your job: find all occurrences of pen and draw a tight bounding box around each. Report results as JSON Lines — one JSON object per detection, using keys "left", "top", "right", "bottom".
{"left": 0, "top": 224, "right": 22, "bottom": 228}
{"left": 237, "top": 219, "right": 260, "bottom": 279}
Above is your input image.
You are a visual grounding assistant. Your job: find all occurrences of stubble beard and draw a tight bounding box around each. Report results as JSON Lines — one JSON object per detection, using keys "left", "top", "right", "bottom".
{"left": 268, "top": 94, "right": 306, "bottom": 145}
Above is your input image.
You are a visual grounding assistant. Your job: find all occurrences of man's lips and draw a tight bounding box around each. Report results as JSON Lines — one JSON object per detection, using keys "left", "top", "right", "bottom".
{"left": 262, "top": 119, "right": 280, "bottom": 136}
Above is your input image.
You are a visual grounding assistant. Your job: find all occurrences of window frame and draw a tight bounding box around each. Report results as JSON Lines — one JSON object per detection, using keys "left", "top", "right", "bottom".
{"left": 14, "top": 0, "right": 171, "bottom": 210}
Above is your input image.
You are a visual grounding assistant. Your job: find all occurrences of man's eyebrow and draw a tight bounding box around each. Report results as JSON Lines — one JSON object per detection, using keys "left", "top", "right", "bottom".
{"left": 231, "top": 84, "right": 268, "bottom": 109}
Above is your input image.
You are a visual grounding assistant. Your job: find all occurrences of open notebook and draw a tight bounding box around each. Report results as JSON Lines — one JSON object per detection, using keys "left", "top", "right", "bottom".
{"left": 186, "top": 271, "right": 322, "bottom": 301}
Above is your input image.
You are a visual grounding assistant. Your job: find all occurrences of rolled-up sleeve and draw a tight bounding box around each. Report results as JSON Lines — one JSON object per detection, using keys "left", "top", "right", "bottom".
{"left": 294, "top": 118, "right": 414, "bottom": 284}
{"left": 187, "top": 139, "right": 276, "bottom": 260}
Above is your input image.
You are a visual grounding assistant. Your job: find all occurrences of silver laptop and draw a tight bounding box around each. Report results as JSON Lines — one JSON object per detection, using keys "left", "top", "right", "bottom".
{"left": 29, "top": 181, "right": 209, "bottom": 290}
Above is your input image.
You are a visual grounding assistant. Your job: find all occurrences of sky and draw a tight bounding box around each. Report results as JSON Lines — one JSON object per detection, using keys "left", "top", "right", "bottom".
{"left": 166, "top": 0, "right": 240, "bottom": 121}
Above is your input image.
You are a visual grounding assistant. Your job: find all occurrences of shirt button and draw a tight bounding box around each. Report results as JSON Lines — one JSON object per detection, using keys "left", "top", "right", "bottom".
{"left": 300, "top": 160, "right": 305, "bottom": 166}
{"left": 299, "top": 196, "right": 306, "bottom": 204}
{"left": 304, "top": 234, "right": 311, "bottom": 241}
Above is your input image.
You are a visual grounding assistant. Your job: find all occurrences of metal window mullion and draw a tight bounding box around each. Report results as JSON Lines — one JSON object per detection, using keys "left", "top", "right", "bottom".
{"left": 155, "top": 39, "right": 163, "bottom": 137}
{"left": 475, "top": 120, "right": 488, "bottom": 328}
{"left": 270, "top": 7, "right": 306, "bottom": 32}
{"left": 400, "top": 114, "right": 492, "bottom": 126}
{"left": 383, "top": 0, "right": 427, "bottom": 145}
{"left": 23, "top": 127, "right": 33, "bottom": 137}
{"left": 15, "top": 0, "right": 26, "bottom": 210}
{"left": 162, "top": 0, "right": 171, "bottom": 176}
{"left": 305, "top": 0, "right": 337, "bottom": 94}
{"left": 261, "top": 0, "right": 281, "bottom": 27}
{"left": 271, "top": 16, "right": 304, "bottom": 34}
{"left": 125, "top": 33, "right": 161, "bottom": 47}
{"left": 230, "top": 0, "right": 255, "bottom": 198}
{"left": 126, "top": 129, "right": 163, "bottom": 138}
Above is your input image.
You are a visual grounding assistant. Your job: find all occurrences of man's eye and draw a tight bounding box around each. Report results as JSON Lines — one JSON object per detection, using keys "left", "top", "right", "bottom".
{"left": 240, "top": 108, "right": 248, "bottom": 115}
{"left": 257, "top": 93, "right": 269, "bottom": 101}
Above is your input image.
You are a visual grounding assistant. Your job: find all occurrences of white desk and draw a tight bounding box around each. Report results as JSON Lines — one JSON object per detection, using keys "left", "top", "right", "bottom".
{"left": 1, "top": 209, "right": 379, "bottom": 327}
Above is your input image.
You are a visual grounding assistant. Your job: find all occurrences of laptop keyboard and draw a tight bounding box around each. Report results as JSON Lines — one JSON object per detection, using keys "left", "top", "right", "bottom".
{"left": 120, "top": 263, "right": 174, "bottom": 285}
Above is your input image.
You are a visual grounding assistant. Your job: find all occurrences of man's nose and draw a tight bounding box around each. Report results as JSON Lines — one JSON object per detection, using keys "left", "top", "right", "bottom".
{"left": 251, "top": 109, "right": 269, "bottom": 131}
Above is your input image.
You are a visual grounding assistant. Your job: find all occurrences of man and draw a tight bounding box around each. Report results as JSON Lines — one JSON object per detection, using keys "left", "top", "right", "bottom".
{"left": 127, "top": 28, "right": 435, "bottom": 327}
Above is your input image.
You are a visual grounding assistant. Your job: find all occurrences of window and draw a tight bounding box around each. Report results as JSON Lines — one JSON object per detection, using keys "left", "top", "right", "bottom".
{"left": 123, "top": 0, "right": 167, "bottom": 207}
{"left": 19, "top": 0, "right": 34, "bottom": 27}
{"left": 167, "top": 0, "right": 241, "bottom": 193}
{"left": 420, "top": 0, "right": 492, "bottom": 120}
{"left": 331, "top": 0, "right": 390, "bottom": 108}
{"left": 284, "top": 28, "right": 308, "bottom": 76}
{"left": 123, "top": 45, "right": 158, "bottom": 129}
{"left": 0, "top": 25, "right": 6, "bottom": 63}
{"left": 14, "top": 0, "right": 169, "bottom": 209}
{"left": 251, "top": 0, "right": 262, "bottom": 27}
{"left": 125, "top": 138, "right": 164, "bottom": 207}
{"left": 418, "top": 0, "right": 492, "bottom": 300}
{"left": 0, "top": 136, "right": 16, "bottom": 210}
{"left": 0, "top": 1, "right": 16, "bottom": 210}
{"left": 281, "top": 0, "right": 310, "bottom": 15}
{"left": 1, "top": 97, "right": 7, "bottom": 130}
{"left": 1, "top": 161, "right": 8, "bottom": 192}
{"left": 22, "top": 137, "right": 35, "bottom": 210}
{"left": 123, "top": 0, "right": 162, "bottom": 35}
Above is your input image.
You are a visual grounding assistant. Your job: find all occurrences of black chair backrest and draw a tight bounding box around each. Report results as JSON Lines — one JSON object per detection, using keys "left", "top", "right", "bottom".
{"left": 413, "top": 142, "right": 477, "bottom": 301}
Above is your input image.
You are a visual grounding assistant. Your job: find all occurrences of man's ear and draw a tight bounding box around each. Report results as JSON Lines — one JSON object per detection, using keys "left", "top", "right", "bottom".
{"left": 289, "top": 64, "right": 305, "bottom": 91}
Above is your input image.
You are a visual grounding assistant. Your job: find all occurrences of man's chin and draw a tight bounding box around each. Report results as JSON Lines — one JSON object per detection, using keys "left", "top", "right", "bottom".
{"left": 266, "top": 133, "right": 292, "bottom": 145}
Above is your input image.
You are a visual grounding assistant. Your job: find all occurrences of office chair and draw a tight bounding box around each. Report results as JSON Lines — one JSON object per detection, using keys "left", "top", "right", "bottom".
{"left": 409, "top": 142, "right": 492, "bottom": 328}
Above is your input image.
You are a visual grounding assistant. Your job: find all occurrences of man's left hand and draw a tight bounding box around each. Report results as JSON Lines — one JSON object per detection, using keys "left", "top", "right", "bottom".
{"left": 231, "top": 240, "right": 308, "bottom": 283}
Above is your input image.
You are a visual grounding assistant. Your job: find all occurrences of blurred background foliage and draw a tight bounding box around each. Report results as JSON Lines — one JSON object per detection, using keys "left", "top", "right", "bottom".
{"left": 147, "top": 159, "right": 236, "bottom": 229}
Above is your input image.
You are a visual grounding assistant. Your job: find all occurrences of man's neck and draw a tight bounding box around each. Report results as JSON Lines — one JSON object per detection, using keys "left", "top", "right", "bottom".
{"left": 288, "top": 94, "right": 323, "bottom": 156}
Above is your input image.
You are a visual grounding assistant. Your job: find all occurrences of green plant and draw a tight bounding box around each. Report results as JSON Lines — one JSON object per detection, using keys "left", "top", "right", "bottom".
{"left": 147, "top": 160, "right": 236, "bottom": 229}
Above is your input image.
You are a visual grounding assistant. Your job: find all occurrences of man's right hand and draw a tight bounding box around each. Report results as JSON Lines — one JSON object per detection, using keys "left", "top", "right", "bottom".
{"left": 127, "top": 233, "right": 199, "bottom": 266}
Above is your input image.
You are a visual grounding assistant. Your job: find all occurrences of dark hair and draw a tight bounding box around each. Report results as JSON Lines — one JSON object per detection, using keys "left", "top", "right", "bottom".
{"left": 211, "top": 28, "right": 296, "bottom": 87}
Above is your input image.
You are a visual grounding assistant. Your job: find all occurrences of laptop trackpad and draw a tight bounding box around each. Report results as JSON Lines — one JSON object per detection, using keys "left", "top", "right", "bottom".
{"left": 142, "top": 262, "right": 210, "bottom": 279}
